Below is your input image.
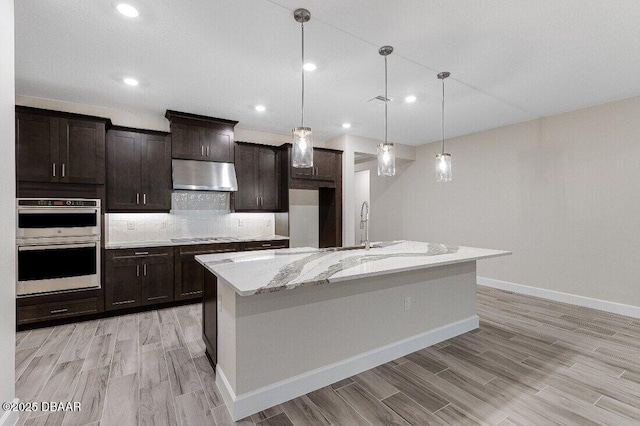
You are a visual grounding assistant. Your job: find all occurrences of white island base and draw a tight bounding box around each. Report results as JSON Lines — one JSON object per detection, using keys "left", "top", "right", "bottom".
{"left": 215, "top": 261, "right": 479, "bottom": 421}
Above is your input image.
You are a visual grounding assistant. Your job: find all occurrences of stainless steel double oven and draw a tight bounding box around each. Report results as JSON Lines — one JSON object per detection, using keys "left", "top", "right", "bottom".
{"left": 16, "top": 198, "right": 101, "bottom": 296}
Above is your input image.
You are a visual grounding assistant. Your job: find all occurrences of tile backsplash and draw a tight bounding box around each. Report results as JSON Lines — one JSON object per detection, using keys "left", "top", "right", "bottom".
{"left": 105, "top": 192, "right": 276, "bottom": 243}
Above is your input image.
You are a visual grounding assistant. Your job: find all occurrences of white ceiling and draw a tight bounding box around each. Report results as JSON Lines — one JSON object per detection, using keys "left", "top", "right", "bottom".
{"left": 15, "top": 0, "right": 640, "bottom": 145}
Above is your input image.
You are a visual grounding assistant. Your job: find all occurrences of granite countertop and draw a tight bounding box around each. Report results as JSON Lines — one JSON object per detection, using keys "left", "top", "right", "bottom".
{"left": 104, "top": 235, "right": 289, "bottom": 250}
{"left": 195, "top": 240, "right": 511, "bottom": 296}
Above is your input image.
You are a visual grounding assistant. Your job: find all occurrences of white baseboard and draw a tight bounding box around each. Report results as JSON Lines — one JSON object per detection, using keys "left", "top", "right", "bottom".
{"left": 0, "top": 399, "right": 19, "bottom": 426}
{"left": 216, "top": 315, "right": 479, "bottom": 421}
{"left": 478, "top": 276, "right": 640, "bottom": 319}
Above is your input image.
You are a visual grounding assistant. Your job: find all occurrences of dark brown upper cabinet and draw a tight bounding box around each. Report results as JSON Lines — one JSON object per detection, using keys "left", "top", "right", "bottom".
{"left": 233, "top": 142, "right": 281, "bottom": 212}
{"left": 106, "top": 127, "right": 171, "bottom": 212}
{"left": 290, "top": 149, "right": 336, "bottom": 181}
{"left": 283, "top": 145, "right": 342, "bottom": 189}
{"left": 165, "top": 110, "right": 238, "bottom": 163}
{"left": 16, "top": 107, "right": 109, "bottom": 184}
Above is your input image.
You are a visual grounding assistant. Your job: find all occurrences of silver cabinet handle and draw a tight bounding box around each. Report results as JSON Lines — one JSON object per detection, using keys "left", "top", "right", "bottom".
{"left": 148, "top": 295, "right": 168, "bottom": 301}
{"left": 206, "top": 146, "right": 210, "bottom": 157}
{"left": 136, "top": 265, "right": 140, "bottom": 277}
{"left": 260, "top": 196, "right": 263, "bottom": 206}
{"left": 143, "top": 193, "right": 147, "bottom": 205}
{"left": 201, "top": 146, "right": 205, "bottom": 156}
{"left": 62, "top": 163, "right": 65, "bottom": 177}
{"left": 143, "top": 263, "right": 147, "bottom": 276}
{"left": 134, "top": 251, "right": 149, "bottom": 256}
{"left": 256, "top": 197, "right": 259, "bottom": 206}
{"left": 50, "top": 308, "right": 68, "bottom": 315}
{"left": 136, "top": 193, "right": 140, "bottom": 205}
{"left": 262, "top": 243, "right": 272, "bottom": 247}
{"left": 113, "top": 300, "right": 135, "bottom": 305}
{"left": 52, "top": 163, "right": 56, "bottom": 177}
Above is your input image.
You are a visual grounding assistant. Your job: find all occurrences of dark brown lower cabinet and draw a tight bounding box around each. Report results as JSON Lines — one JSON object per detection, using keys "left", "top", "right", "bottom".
{"left": 200, "top": 239, "right": 289, "bottom": 366}
{"left": 202, "top": 269, "right": 217, "bottom": 366}
{"left": 174, "top": 243, "right": 241, "bottom": 301}
{"left": 105, "top": 247, "right": 174, "bottom": 311}
{"left": 17, "top": 290, "right": 102, "bottom": 326}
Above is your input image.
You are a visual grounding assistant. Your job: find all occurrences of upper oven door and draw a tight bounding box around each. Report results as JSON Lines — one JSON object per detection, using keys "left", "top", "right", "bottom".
{"left": 17, "top": 207, "right": 100, "bottom": 239}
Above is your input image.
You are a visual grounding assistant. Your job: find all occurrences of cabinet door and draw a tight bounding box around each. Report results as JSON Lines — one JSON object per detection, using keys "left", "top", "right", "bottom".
{"left": 258, "top": 147, "right": 279, "bottom": 210}
{"left": 16, "top": 112, "right": 59, "bottom": 182}
{"left": 141, "top": 253, "right": 174, "bottom": 305}
{"left": 174, "top": 244, "right": 239, "bottom": 301}
{"left": 203, "top": 128, "right": 234, "bottom": 162}
{"left": 105, "top": 258, "right": 142, "bottom": 310}
{"left": 59, "top": 119, "right": 105, "bottom": 184}
{"left": 140, "top": 134, "right": 171, "bottom": 210}
{"left": 291, "top": 164, "right": 313, "bottom": 180}
{"left": 233, "top": 144, "right": 259, "bottom": 210}
{"left": 202, "top": 270, "right": 217, "bottom": 365}
{"left": 313, "top": 150, "right": 336, "bottom": 181}
{"left": 175, "top": 255, "right": 205, "bottom": 300}
{"left": 171, "top": 123, "right": 204, "bottom": 160}
{"left": 106, "top": 130, "right": 142, "bottom": 211}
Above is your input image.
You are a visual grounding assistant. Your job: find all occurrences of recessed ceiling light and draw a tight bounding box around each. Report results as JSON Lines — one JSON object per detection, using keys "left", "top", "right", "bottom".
{"left": 255, "top": 105, "right": 266, "bottom": 112}
{"left": 342, "top": 123, "right": 351, "bottom": 129}
{"left": 405, "top": 95, "right": 417, "bottom": 103}
{"left": 123, "top": 77, "right": 139, "bottom": 86}
{"left": 116, "top": 3, "right": 139, "bottom": 18}
{"left": 303, "top": 63, "right": 317, "bottom": 72}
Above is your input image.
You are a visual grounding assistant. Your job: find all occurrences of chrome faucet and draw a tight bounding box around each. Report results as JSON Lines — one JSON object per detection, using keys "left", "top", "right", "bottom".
{"left": 360, "top": 201, "right": 370, "bottom": 250}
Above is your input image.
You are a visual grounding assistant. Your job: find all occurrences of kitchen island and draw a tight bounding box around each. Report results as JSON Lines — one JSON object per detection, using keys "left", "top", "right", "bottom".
{"left": 196, "top": 240, "right": 510, "bottom": 420}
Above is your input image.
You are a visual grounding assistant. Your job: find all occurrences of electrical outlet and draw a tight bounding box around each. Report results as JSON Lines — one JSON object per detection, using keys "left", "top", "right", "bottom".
{"left": 404, "top": 296, "right": 411, "bottom": 311}
{"left": 238, "top": 219, "right": 244, "bottom": 227}
{"left": 217, "top": 300, "right": 222, "bottom": 312}
{"left": 127, "top": 221, "right": 135, "bottom": 230}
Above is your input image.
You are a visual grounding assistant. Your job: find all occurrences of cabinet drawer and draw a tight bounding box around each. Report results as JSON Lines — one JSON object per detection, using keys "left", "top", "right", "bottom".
{"left": 241, "top": 240, "right": 289, "bottom": 251}
{"left": 106, "top": 247, "right": 173, "bottom": 261}
{"left": 18, "top": 297, "right": 99, "bottom": 325}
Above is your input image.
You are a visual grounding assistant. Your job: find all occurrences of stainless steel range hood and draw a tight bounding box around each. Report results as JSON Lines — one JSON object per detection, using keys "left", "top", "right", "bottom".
{"left": 172, "top": 159, "right": 238, "bottom": 191}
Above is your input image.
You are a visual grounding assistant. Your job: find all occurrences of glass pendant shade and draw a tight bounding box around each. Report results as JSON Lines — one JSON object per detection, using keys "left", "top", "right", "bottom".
{"left": 436, "top": 153, "right": 452, "bottom": 182}
{"left": 292, "top": 126, "right": 313, "bottom": 168}
{"left": 377, "top": 143, "right": 395, "bottom": 176}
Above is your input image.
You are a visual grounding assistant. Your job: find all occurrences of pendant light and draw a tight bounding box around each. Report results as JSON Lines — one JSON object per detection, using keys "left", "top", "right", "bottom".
{"left": 377, "top": 46, "right": 395, "bottom": 177}
{"left": 436, "top": 71, "right": 452, "bottom": 182}
{"left": 292, "top": 8, "right": 313, "bottom": 168}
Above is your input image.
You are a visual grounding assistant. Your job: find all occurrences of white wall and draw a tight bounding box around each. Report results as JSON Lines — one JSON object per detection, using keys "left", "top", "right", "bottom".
{"left": 288, "top": 189, "right": 319, "bottom": 248}
{"left": 0, "top": 0, "right": 16, "bottom": 417}
{"left": 391, "top": 95, "right": 640, "bottom": 308}
{"left": 325, "top": 134, "right": 416, "bottom": 246}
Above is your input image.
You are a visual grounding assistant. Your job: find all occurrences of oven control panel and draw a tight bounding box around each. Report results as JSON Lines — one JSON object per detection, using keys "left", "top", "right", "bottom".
{"left": 18, "top": 199, "right": 99, "bottom": 207}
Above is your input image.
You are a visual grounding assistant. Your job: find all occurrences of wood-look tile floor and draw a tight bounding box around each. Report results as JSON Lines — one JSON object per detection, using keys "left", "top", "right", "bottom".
{"left": 15, "top": 287, "right": 640, "bottom": 426}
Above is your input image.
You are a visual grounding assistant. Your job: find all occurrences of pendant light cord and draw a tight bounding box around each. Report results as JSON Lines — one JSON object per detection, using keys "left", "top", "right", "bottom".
{"left": 441, "top": 76, "right": 445, "bottom": 155}
{"left": 384, "top": 55, "right": 388, "bottom": 145}
{"left": 301, "top": 20, "right": 305, "bottom": 128}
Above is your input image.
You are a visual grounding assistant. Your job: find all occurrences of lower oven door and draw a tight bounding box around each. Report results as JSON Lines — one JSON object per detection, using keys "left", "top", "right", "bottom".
{"left": 17, "top": 241, "right": 101, "bottom": 296}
